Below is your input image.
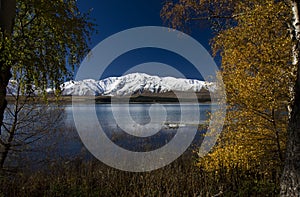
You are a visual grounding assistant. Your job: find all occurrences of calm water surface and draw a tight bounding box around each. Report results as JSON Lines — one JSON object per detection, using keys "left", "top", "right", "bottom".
{"left": 7, "top": 103, "right": 213, "bottom": 167}
{"left": 63, "top": 103, "right": 211, "bottom": 152}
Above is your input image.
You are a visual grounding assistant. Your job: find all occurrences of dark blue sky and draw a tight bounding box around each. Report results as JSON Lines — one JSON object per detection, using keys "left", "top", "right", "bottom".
{"left": 77, "top": 0, "right": 215, "bottom": 80}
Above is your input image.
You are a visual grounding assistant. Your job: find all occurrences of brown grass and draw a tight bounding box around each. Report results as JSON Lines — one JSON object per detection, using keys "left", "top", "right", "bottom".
{"left": 0, "top": 150, "right": 282, "bottom": 197}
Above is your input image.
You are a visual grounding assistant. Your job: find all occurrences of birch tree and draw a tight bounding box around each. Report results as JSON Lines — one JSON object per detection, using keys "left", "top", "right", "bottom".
{"left": 0, "top": 0, "right": 94, "bottom": 135}
{"left": 0, "top": 81, "right": 63, "bottom": 169}
{"left": 280, "top": 0, "right": 300, "bottom": 196}
{"left": 199, "top": 0, "right": 292, "bottom": 178}
{"left": 162, "top": 0, "right": 300, "bottom": 195}
{"left": 0, "top": 0, "right": 16, "bottom": 136}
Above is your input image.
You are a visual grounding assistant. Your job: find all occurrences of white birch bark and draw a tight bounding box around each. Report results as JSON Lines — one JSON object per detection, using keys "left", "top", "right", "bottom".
{"left": 281, "top": 0, "right": 300, "bottom": 196}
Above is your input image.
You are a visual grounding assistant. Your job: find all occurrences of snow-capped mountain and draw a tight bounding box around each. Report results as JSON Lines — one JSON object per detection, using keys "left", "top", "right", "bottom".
{"left": 7, "top": 73, "right": 214, "bottom": 96}
{"left": 61, "top": 73, "right": 214, "bottom": 96}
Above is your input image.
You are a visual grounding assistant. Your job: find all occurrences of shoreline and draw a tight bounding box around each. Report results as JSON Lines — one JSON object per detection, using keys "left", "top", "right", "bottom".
{"left": 6, "top": 94, "right": 212, "bottom": 104}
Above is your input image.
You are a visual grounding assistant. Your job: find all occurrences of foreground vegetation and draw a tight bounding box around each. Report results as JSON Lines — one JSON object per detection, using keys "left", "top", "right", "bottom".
{"left": 0, "top": 123, "right": 284, "bottom": 196}
{"left": 0, "top": 151, "right": 282, "bottom": 197}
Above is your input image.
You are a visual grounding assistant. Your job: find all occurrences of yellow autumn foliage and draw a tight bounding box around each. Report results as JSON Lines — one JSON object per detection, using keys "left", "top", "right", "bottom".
{"left": 198, "top": 1, "right": 295, "bottom": 174}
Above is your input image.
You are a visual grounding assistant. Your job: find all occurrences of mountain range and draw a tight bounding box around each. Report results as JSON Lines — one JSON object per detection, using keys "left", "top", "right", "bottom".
{"left": 60, "top": 73, "right": 214, "bottom": 96}
{"left": 7, "top": 73, "right": 214, "bottom": 98}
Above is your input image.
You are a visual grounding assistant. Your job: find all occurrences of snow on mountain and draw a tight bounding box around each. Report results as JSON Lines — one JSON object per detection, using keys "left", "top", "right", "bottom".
{"left": 7, "top": 73, "right": 214, "bottom": 96}
{"left": 61, "top": 73, "right": 214, "bottom": 96}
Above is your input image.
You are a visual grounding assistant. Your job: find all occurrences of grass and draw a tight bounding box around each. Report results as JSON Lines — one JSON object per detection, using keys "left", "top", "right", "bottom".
{"left": 0, "top": 150, "right": 282, "bottom": 197}
{"left": 0, "top": 122, "right": 282, "bottom": 196}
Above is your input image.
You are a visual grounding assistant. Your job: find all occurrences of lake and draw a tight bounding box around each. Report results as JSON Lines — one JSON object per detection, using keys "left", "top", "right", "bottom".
{"left": 64, "top": 103, "right": 211, "bottom": 152}
{"left": 5, "top": 103, "right": 213, "bottom": 168}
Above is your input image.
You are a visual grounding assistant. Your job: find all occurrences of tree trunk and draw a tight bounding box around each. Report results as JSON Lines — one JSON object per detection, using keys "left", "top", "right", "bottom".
{"left": 0, "top": 121, "right": 16, "bottom": 168}
{"left": 0, "top": 0, "right": 16, "bottom": 135}
{"left": 0, "top": 0, "right": 16, "bottom": 170}
{"left": 280, "top": 1, "right": 300, "bottom": 196}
